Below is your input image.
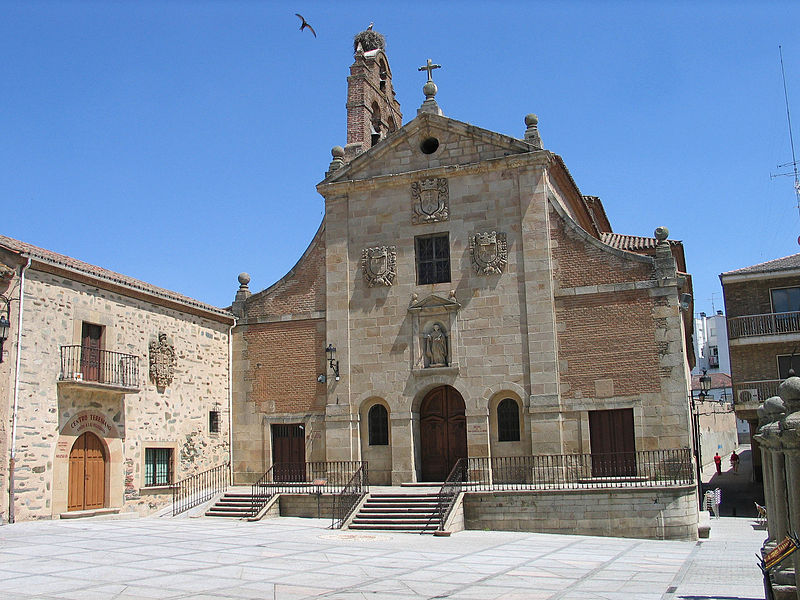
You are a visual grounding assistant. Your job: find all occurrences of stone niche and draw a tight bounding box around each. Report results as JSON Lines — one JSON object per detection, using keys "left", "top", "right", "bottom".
{"left": 408, "top": 293, "right": 460, "bottom": 375}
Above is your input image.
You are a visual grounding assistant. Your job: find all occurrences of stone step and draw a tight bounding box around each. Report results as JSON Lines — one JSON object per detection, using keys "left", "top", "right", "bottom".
{"left": 349, "top": 523, "right": 438, "bottom": 532}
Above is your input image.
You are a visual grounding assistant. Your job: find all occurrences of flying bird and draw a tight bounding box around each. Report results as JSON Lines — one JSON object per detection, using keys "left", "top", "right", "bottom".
{"left": 295, "top": 13, "right": 316, "bottom": 38}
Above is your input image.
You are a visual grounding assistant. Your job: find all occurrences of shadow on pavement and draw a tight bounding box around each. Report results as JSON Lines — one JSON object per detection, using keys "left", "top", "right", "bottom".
{"left": 701, "top": 446, "right": 764, "bottom": 518}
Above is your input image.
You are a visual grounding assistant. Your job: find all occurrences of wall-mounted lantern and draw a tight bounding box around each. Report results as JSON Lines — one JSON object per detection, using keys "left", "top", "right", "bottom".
{"left": 0, "top": 295, "right": 10, "bottom": 364}
{"left": 325, "top": 344, "right": 340, "bottom": 381}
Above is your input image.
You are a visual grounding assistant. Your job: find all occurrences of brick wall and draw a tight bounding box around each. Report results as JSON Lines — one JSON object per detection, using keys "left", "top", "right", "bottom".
{"left": 556, "top": 290, "right": 661, "bottom": 397}
{"left": 551, "top": 209, "right": 653, "bottom": 289}
{"left": 729, "top": 341, "right": 791, "bottom": 382}
{"left": 243, "top": 319, "right": 325, "bottom": 414}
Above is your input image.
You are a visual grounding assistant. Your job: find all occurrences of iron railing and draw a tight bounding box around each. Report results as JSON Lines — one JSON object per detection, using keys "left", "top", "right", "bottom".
{"left": 172, "top": 462, "right": 230, "bottom": 516}
{"left": 728, "top": 311, "right": 800, "bottom": 339}
{"left": 59, "top": 345, "right": 139, "bottom": 389}
{"left": 331, "top": 464, "right": 369, "bottom": 529}
{"left": 428, "top": 458, "right": 469, "bottom": 533}
{"left": 733, "top": 380, "right": 780, "bottom": 406}
{"left": 251, "top": 461, "right": 368, "bottom": 519}
{"left": 461, "top": 449, "right": 693, "bottom": 491}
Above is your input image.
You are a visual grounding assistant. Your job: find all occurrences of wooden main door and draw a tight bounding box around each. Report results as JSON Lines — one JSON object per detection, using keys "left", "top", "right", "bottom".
{"left": 68, "top": 432, "right": 106, "bottom": 511}
{"left": 271, "top": 424, "right": 306, "bottom": 482}
{"left": 588, "top": 408, "right": 636, "bottom": 477}
{"left": 420, "top": 386, "right": 467, "bottom": 481}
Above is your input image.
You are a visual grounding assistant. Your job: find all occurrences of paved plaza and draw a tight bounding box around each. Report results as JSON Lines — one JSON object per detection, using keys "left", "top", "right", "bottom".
{"left": 0, "top": 512, "right": 766, "bottom": 600}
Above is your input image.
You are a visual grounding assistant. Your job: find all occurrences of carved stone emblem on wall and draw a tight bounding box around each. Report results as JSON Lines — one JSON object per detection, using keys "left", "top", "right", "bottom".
{"left": 470, "top": 231, "right": 507, "bottom": 274}
{"left": 149, "top": 332, "right": 176, "bottom": 389}
{"left": 411, "top": 177, "right": 449, "bottom": 224}
{"left": 362, "top": 245, "right": 396, "bottom": 287}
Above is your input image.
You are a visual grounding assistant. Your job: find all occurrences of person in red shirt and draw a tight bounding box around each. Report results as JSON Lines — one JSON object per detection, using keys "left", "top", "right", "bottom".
{"left": 714, "top": 452, "right": 722, "bottom": 474}
{"left": 730, "top": 450, "right": 740, "bottom": 474}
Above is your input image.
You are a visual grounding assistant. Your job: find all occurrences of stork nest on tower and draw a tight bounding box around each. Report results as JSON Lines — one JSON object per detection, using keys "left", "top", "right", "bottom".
{"left": 354, "top": 30, "right": 385, "bottom": 53}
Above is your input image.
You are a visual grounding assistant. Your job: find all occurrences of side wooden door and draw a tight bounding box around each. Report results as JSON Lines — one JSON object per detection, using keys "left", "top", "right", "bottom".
{"left": 271, "top": 424, "right": 306, "bottom": 482}
{"left": 68, "top": 432, "right": 106, "bottom": 511}
{"left": 588, "top": 408, "right": 636, "bottom": 477}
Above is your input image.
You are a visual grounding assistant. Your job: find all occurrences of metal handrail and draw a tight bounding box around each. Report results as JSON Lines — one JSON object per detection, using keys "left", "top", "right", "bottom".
{"left": 172, "top": 462, "right": 229, "bottom": 516}
{"left": 59, "top": 345, "right": 139, "bottom": 388}
{"left": 331, "top": 464, "right": 369, "bottom": 529}
{"left": 462, "top": 449, "right": 693, "bottom": 492}
{"left": 426, "top": 458, "right": 468, "bottom": 533}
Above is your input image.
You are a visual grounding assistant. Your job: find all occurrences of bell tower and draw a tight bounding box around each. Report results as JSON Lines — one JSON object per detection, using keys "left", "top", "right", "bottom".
{"left": 344, "top": 27, "right": 403, "bottom": 162}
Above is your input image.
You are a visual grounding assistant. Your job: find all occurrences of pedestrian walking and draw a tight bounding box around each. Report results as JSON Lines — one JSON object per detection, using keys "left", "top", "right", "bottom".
{"left": 730, "top": 450, "right": 740, "bottom": 474}
{"left": 714, "top": 452, "right": 722, "bottom": 474}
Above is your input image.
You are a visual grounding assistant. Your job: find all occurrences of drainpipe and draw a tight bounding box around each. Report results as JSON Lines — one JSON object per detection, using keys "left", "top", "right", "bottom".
{"left": 227, "top": 317, "right": 237, "bottom": 485}
{"left": 8, "top": 257, "right": 30, "bottom": 524}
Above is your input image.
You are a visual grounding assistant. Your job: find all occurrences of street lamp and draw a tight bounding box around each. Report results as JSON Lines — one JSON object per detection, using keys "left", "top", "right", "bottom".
{"left": 691, "top": 369, "right": 713, "bottom": 508}
{"left": 325, "top": 344, "right": 340, "bottom": 381}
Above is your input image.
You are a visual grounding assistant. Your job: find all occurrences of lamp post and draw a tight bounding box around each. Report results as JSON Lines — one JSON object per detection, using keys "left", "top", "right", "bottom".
{"left": 692, "top": 369, "right": 712, "bottom": 508}
{"left": 325, "top": 344, "right": 340, "bottom": 381}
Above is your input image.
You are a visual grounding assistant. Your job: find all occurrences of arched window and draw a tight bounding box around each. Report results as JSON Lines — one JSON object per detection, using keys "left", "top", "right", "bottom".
{"left": 368, "top": 404, "right": 389, "bottom": 446}
{"left": 379, "top": 59, "right": 388, "bottom": 91}
{"left": 497, "top": 398, "right": 520, "bottom": 442}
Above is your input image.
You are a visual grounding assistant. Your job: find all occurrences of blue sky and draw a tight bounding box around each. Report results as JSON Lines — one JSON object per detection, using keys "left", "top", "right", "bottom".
{"left": 2, "top": 1, "right": 799, "bottom": 316}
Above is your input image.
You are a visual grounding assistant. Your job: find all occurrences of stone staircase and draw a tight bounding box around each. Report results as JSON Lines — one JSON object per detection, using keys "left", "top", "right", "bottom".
{"left": 348, "top": 492, "right": 442, "bottom": 533}
{"left": 205, "top": 490, "right": 257, "bottom": 518}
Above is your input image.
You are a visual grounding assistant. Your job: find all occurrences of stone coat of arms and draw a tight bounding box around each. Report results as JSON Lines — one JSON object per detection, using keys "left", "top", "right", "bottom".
{"left": 411, "top": 178, "right": 449, "bottom": 224}
{"left": 362, "top": 245, "right": 397, "bottom": 287}
{"left": 149, "top": 332, "right": 176, "bottom": 388}
{"left": 470, "top": 231, "right": 508, "bottom": 274}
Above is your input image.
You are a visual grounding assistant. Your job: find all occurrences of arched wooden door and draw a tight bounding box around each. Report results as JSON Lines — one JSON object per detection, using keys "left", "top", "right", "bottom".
{"left": 420, "top": 386, "right": 467, "bottom": 481}
{"left": 68, "top": 432, "right": 106, "bottom": 511}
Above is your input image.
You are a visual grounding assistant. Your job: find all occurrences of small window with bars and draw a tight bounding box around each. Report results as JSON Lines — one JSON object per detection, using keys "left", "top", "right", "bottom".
{"left": 415, "top": 234, "right": 451, "bottom": 285}
{"left": 209, "top": 409, "right": 220, "bottom": 433}
{"left": 144, "top": 447, "right": 173, "bottom": 486}
{"left": 368, "top": 404, "right": 389, "bottom": 446}
{"left": 497, "top": 398, "right": 521, "bottom": 442}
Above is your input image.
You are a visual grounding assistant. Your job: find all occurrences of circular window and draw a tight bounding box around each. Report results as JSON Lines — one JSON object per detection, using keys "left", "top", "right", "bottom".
{"left": 420, "top": 137, "right": 440, "bottom": 154}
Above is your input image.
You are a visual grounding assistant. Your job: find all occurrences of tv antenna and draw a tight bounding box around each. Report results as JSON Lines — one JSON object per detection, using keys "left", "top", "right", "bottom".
{"left": 771, "top": 45, "right": 800, "bottom": 220}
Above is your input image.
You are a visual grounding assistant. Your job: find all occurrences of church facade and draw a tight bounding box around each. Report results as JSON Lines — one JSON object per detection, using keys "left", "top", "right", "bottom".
{"left": 230, "top": 29, "right": 696, "bottom": 491}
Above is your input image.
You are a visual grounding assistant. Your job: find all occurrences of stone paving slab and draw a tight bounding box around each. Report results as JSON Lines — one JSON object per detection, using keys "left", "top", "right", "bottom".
{"left": 0, "top": 515, "right": 766, "bottom": 600}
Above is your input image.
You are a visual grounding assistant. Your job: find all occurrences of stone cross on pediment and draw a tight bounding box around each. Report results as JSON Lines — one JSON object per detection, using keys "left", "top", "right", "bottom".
{"left": 418, "top": 58, "right": 441, "bottom": 82}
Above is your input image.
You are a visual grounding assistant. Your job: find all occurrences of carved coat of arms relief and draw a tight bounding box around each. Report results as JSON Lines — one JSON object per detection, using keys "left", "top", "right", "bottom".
{"left": 149, "top": 332, "right": 176, "bottom": 388}
{"left": 470, "top": 231, "right": 508, "bottom": 274}
{"left": 411, "top": 178, "right": 449, "bottom": 224}
{"left": 362, "top": 245, "right": 397, "bottom": 287}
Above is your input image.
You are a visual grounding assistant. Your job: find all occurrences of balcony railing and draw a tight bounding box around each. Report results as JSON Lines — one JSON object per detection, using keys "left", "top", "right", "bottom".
{"left": 732, "top": 379, "right": 781, "bottom": 406}
{"left": 59, "top": 345, "right": 140, "bottom": 390}
{"left": 728, "top": 311, "right": 800, "bottom": 339}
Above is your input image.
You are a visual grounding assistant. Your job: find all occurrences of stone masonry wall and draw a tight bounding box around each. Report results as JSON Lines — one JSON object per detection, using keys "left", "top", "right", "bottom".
{"left": 11, "top": 267, "right": 230, "bottom": 521}
{"left": 464, "top": 486, "right": 698, "bottom": 540}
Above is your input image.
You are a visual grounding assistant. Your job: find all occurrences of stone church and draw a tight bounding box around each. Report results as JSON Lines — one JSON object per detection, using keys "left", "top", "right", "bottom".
{"left": 230, "top": 28, "right": 696, "bottom": 488}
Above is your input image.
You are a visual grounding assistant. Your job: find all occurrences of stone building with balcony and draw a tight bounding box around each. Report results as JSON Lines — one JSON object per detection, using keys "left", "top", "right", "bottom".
{"left": 721, "top": 252, "right": 800, "bottom": 480}
{"left": 0, "top": 235, "right": 234, "bottom": 523}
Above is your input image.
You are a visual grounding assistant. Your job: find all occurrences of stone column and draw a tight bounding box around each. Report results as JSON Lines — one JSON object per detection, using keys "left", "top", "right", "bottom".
{"left": 324, "top": 404, "right": 357, "bottom": 462}
{"left": 390, "top": 413, "right": 416, "bottom": 483}
{"left": 772, "top": 451, "right": 789, "bottom": 540}
{"left": 761, "top": 450, "right": 776, "bottom": 542}
{"left": 784, "top": 451, "right": 800, "bottom": 600}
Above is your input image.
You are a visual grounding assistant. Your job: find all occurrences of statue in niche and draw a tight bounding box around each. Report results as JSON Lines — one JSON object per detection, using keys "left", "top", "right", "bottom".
{"left": 425, "top": 324, "right": 448, "bottom": 367}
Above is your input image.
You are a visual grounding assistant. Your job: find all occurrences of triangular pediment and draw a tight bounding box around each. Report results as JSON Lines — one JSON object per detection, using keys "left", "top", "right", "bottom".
{"left": 321, "top": 112, "right": 540, "bottom": 185}
{"left": 408, "top": 293, "right": 461, "bottom": 313}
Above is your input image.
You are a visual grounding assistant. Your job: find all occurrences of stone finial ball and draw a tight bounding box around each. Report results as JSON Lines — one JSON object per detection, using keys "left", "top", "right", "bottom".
{"left": 525, "top": 114, "right": 538, "bottom": 127}
{"left": 423, "top": 81, "right": 438, "bottom": 98}
{"left": 238, "top": 272, "right": 251, "bottom": 286}
{"left": 331, "top": 146, "right": 344, "bottom": 158}
{"left": 779, "top": 375, "right": 800, "bottom": 403}
{"left": 654, "top": 226, "right": 669, "bottom": 241}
